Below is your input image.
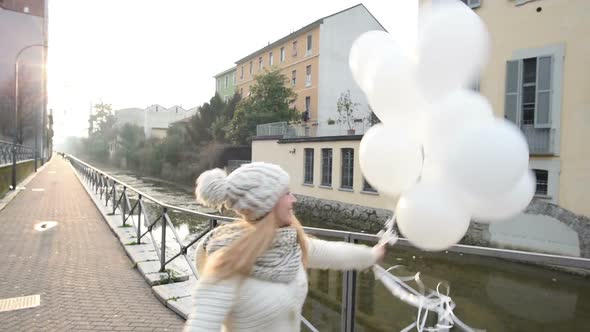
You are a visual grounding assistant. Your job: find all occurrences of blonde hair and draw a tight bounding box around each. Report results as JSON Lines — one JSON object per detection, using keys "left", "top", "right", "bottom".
{"left": 201, "top": 215, "right": 308, "bottom": 281}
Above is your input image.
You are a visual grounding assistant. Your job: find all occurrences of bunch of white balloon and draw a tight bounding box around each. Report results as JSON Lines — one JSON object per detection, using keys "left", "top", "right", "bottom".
{"left": 354, "top": 2, "right": 535, "bottom": 251}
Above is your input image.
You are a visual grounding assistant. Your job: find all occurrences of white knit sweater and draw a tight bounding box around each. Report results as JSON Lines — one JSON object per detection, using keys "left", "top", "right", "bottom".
{"left": 183, "top": 237, "right": 378, "bottom": 332}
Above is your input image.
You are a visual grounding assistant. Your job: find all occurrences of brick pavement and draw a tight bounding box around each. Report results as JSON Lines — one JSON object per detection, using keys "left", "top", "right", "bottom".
{"left": 0, "top": 158, "right": 185, "bottom": 331}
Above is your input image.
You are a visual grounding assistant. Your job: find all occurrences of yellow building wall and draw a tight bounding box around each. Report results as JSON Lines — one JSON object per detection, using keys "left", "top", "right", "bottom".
{"left": 473, "top": 0, "right": 590, "bottom": 216}
{"left": 252, "top": 138, "right": 396, "bottom": 210}
{"left": 420, "top": 0, "right": 590, "bottom": 217}
{"left": 236, "top": 27, "right": 320, "bottom": 122}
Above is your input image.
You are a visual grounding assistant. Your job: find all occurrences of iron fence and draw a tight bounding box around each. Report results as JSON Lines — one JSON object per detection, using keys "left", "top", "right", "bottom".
{"left": 66, "top": 154, "right": 590, "bottom": 332}
{"left": 0, "top": 139, "right": 34, "bottom": 166}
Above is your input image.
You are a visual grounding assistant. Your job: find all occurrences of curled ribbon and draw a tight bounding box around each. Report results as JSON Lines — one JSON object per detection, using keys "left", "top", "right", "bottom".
{"left": 374, "top": 218, "right": 484, "bottom": 332}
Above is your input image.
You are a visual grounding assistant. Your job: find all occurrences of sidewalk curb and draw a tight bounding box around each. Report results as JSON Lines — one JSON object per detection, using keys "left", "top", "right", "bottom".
{"left": 0, "top": 158, "right": 52, "bottom": 212}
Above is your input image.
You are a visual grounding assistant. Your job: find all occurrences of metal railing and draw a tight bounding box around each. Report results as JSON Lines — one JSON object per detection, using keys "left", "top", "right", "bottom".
{"left": 256, "top": 121, "right": 289, "bottom": 137}
{"left": 66, "top": 154, "right": 590, "bottom": 332}
{"left": 256, "top": 121, "right": 369, "bottom": 139}
{"left": 226, "top": 160, "right": 250, "bottom": 173}
{"left": 0, "top": 139, "right": 34, "bottom": 166}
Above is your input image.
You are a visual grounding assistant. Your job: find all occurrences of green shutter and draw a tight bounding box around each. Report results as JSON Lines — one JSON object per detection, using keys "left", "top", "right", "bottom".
{"left": 535, "top": 56, "right": 552, "bottom": 128}
{"left": 504, "top": 60, "right": 521, "bottom": 125}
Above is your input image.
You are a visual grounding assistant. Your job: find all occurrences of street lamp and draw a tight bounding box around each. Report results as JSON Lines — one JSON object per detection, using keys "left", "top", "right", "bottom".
{"left": 12, "top": 43, "right": 47, "bottom": 190}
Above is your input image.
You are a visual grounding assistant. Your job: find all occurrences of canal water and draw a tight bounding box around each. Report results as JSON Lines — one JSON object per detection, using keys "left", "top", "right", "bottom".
{"left": 97, "top": 165, "right": 590, "bottom": 331}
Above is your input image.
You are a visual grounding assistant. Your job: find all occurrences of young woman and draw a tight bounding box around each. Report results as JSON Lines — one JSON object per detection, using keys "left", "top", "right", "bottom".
{"left": 184, "top": 162, "right": 385, "bottom": 332}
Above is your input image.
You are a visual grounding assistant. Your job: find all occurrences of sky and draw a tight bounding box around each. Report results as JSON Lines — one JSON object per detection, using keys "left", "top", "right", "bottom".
{"left": 47, "top": 0, "right": 418, "bottom": 142}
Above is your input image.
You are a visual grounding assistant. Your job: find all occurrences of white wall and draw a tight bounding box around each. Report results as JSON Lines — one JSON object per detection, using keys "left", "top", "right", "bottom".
{"left": 317, "top": 5, "right": 385, "bottom": 134}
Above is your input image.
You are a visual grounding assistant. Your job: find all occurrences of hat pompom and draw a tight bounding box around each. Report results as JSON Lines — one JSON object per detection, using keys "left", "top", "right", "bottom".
{"left": 195, "top": 168, "right": 228, "bottom": 208}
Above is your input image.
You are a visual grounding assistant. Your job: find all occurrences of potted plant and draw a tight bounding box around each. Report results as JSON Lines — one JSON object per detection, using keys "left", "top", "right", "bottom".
{"left": 327, "top": 118, "right": 336, "bottom": 125}
{"left": 336, "top": 90, "right": 361, "bottom": 135}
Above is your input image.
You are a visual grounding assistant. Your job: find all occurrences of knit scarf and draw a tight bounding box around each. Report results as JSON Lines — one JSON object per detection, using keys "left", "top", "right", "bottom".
{"left": 202, "top": 223, "right": 302, "bottom": 283}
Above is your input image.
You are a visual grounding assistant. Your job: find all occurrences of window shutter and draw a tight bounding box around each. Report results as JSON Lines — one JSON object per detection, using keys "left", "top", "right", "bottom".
{"left": 504, "top": 60, "right": 521, "bottom": 125}
{"left": 535, "top": 56, "right": 552, "bottom": 128}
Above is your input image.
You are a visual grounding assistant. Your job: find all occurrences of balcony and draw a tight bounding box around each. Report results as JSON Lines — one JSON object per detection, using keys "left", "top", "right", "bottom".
{"left": 256, "top": 121, "right": 369, "bottom": 139}
{"left": 521, "top": 124, "right": 556, "bottom": 156}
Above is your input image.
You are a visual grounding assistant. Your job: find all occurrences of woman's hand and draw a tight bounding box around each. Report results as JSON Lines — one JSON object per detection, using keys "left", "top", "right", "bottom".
{"left": 371, "top": 243, "right": 387, "bottom": 264}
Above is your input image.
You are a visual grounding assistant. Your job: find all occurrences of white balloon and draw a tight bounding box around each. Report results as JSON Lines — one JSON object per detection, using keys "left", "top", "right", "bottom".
{"left": 359, "top": 124, "right": 423, "bottom": 196}
{"left": 423, "top": 90, "right": 494, "bottom": 163}
{"left": 442, "top": 119, "right": 530, "bottom": 198}
{"left": 366, "top": 52, "right": 425, "bottom": 125}
{"left": 417, "top": 2, "right": 490, "bottom": 101}
{"left": 396, "top": 183, "right": 471, "bottom": 251}
{"left": 349, "top": 31, "right": 402, "bottom": 94}
{"left": 468, "top": 170, "right": 536, "bottom": 223}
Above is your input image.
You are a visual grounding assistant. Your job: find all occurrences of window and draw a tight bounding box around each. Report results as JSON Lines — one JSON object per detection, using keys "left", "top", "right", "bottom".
{"left": 233, "top": 72, "right": 236, "bottom": 84}
{"left": 306, "top": 35, "right": 312, "bottom": 55}
{"left": 240, "top": 66, "right": 244, "bottom": 79}
{"left": 216, "top": 78, "right": 221, "bottom": 91}
{"left": 249, "top": 61, "right": 253, "bottom": 75}
{"left": 533, "top": 169, "right": 548, "bottom": 196}
{"left": 321, "top": 149, "right": 333, "bottom": 186}
{"left": 506, "top": 56, "right": 552, "bottom": 128}
{"left": 292, "top": 40, "right": 298, "bottom": 57}
{"left": 224, "top": 95, "right": 229, "bottom": 103}
{"left": 224, "top": 75, "right": 228, "bottom": 88}
{"left": 269, "top": 52, "right": 273, "bottom": 66}
{"left": 341, "top": 148, "right": 354, "bottom": 189}
{"left": 305, "top": 96, "right": 311, "bottom": 113}
{"left": 460, "top": 0, "right": 481, "bottom": 9}
{"left": 240, "top": 88, "right": 243, "bottom": 96}
{"left": 258, "top": 56, "right": 263, "bottom": 70}
{"left": 363, "top": 178, "right": 377, "bottom": 193}
{"left": 291, "top": 70, "right": 296, "bottom": 86}
{"left": 504, "top": 45, "right": 563, "bottom": 156}
{"left": 280, "top": 47, "right": 285, "bottom": 62}
{"left": 304, "top": 148, "right": 314, "bottom": 184}
{"left": 306, "top": 65, "right": 312, "bottom": 87}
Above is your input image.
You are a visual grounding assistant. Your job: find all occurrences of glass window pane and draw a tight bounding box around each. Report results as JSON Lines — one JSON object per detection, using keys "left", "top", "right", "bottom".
{"left": 523, "top": 58, "right": 537, "bottom": 84}
{"left": 538, "top": 56, "right": 552, "bottom": 91}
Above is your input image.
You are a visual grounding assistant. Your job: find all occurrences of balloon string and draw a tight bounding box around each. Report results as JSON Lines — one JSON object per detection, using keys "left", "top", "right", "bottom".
{"left": 375, "top": 218, "right": 482, "bottom": 332}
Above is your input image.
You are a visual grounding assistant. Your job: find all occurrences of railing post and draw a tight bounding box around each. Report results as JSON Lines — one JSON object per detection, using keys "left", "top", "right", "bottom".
{"left": 121, "top": 187, "right": 127, "bottom": 226}
{"left": 111, "top": 183, "right": 117, "bottom": 214}
{"left": 209, "top": 218, "right": 218, "bottom": 230}
{"left": 160, "top": 208, "right": 167, "bottom": 272}
{"left": 137, "top": 194, "right": 142, "bottom": 243}
{"left": 341, "top": 234, "right": 357, "bottom": 332}
{"left": 105, "top": 178, "right": 110, "bottom": 206}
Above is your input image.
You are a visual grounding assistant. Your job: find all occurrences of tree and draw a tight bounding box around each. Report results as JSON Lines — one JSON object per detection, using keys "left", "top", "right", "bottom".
{"left": 184, "top": 94, "right": 226, "bottom": 144}
{"left": 116, "top": 123, "right": 144, "bottom": 167}
{"left": 228, "top": 69, "right": 298, "bottom": 144}
{"left": 85, "top": 102, "right": 117, "bottom": 160}
{"left": 212, "top": 92, "right": 241, "bottom": 143}
{"left": 336, "top": 90, "right": 361, "bottom": 131}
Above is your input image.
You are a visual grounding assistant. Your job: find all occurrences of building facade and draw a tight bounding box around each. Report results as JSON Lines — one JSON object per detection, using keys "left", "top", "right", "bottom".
{"left": 420, "top": 0, "right": 590, "bottom": 217}
{"left": 0, "top": 0, "right": 49, "bottom": 160}
{"left": 234, "top": 4, "right": 385, "bottom": 133}
{"left": 213, "top": 67, "right": 237, "bottom": 102}
{"left": 115, "top": 104, "right": 197, "bottom": 139}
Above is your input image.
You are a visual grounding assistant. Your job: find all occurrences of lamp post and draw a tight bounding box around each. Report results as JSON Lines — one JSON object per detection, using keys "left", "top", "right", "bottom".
{"left": 12, "top": 43, "right": 46, "bottom": 190}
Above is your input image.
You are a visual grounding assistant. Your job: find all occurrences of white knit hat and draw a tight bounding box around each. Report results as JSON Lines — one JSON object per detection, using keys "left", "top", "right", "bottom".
{"left": 195, "top": 162, "right": 290, "bottom": 221}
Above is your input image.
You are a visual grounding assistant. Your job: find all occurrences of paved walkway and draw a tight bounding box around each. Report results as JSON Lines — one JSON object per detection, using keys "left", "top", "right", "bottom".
{"left": 0, "top": 158, "right": 185, "bottom": 331}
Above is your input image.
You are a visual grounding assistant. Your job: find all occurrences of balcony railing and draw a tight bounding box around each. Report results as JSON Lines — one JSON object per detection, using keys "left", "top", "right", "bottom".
{"left": 521, "top": 124, "right": 555, "bottom": 155}
{"left": 257, "top": 121, "right": 369, "bottom": 139}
